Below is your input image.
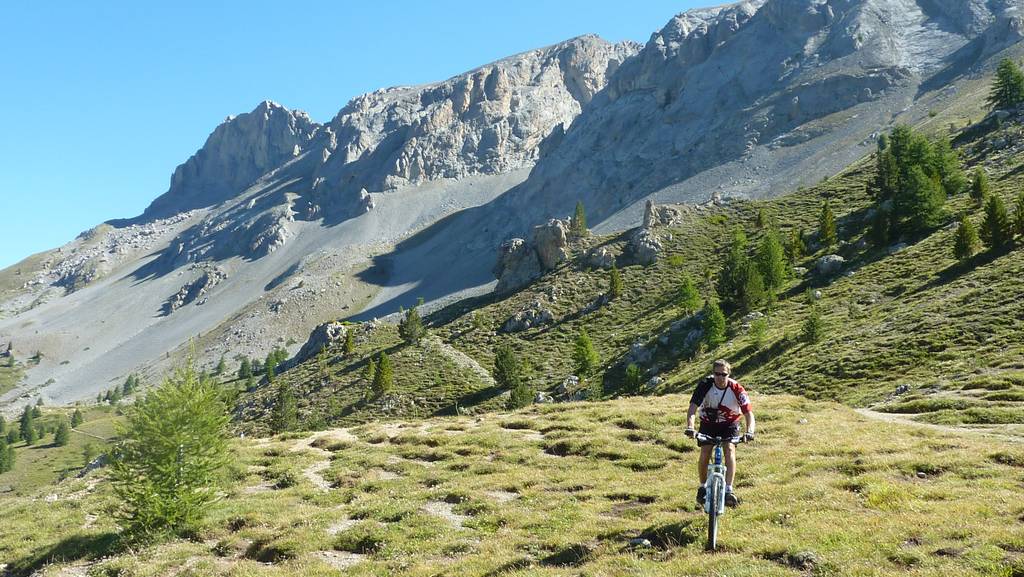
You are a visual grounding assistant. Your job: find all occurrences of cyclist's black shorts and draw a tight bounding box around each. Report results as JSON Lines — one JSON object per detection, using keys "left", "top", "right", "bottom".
{"left": 698, "top": 421, "right": 740, "bottom": 440}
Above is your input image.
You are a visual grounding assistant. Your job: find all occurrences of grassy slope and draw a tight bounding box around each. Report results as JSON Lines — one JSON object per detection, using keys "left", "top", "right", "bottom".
{"left": 0, "top": 406, "right": 118, "bottom": 495}
{"left": 238, "top": 124, "right": 1024, "bottom": 434}
{"left": 2, "top": 395, "right": 1022, "bottom": 576}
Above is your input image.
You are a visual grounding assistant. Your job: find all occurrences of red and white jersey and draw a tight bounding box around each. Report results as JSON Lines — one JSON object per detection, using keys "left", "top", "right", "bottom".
{"left": 689, "top": 376, "right": 752, "bottom": 424}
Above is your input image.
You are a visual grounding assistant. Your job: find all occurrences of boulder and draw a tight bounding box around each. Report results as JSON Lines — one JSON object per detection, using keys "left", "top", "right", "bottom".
{"left": 815, "top": 254, "right": 846, "bottom": 277}
{"left": 534, "top": 392, "right": 554, "bottom": 404}
{"left": 627, "top": 228, "right": 663, "bottom": 266}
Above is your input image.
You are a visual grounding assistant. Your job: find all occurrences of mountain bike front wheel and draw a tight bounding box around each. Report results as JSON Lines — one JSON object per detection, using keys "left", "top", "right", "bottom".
{"left": 706, "top": 482, "right": 720, "bottom": 551}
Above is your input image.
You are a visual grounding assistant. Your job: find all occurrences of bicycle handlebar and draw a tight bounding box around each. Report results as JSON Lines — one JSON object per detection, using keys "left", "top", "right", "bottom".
{"left": 694, "top": 433, "right": 746, "bottom": 444}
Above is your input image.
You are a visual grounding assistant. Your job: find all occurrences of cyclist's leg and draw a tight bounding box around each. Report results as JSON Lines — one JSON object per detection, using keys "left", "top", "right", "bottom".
{"left": 724, "top": 442, "right": 736, "bottom": 487}
{"left": 698, "top": 445, "right": 712, "bottom": 484}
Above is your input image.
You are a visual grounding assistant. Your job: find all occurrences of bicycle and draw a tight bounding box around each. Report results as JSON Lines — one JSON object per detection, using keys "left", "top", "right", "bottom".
{"left": 694, "top": 433, "right": 748, "bottom": 551}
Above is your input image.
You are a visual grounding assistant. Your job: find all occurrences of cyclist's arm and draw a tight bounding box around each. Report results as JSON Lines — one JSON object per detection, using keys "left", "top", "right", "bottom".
{"left": 686, "top": 402, "right": 699, "bottom": 430}
{"left": 742, "top": 410, "right": 755, "bottom": 435}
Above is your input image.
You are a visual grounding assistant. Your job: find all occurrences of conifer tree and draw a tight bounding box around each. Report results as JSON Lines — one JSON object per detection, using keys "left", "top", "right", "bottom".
{"left": 702, "top": 300, "right": 727, "bottom": 348}
{"left": 493, "top": 344, "right": 522, "bottom": 391}
{"left": 6, "top": 429, "right": 17, "bottom": 444}
{"left": 904, "top": 166, "right": 946, "bottom": 230}
{"left": 54, "top": 420, "right": 70, "bottom": 447}
{"left": 624, "top": 363, "right": 643, "bottom": 395}
{"left": 82, "top": 443, "right": 98, "bottom": 466}
{"left": 0, "top": 414, "right": 5, "bottom": 436}
{"left": 739, "top": 261, "right": 767, "bottom": 313}
{"left": 215, "top": 356, "right": 227, "bottom": 376}
{"left": 398, "top": 305, "right": 426, "bottom": 345}
{"left": 237, "top": 357, "right": 252, "bottom": 380}
{"left": 109, "top": 360, "right": 229, "bottom": 537}
{"left": 988, "top": 58, "right": 1024, "bottom": 110}
{"left": 18, "top": 405, "right": 33, "bottom": 444}
{"left": 364, "top": 357, "right": 377, "bottom": 384}
{"left": 372, "top": 353, "right": 394, "bottom": 396}
{"left": 953, "top": 216, "right": 981, "bottom": 262}
{"left": 571, "top": 201, "right": 588, "bottom": 237}
{"left": 0, "top": 438, "right": 8, "bottom": 473}
{"left": 71, "top": 409, "right": 84, "bottom": 428}
{"left": 572, "top": 328, "right": 600, "bottom": 377}
{"left": 928, "top": 134, "right": 967, "bottom": 195}
{"left": 272, "top": 381, "right": 297, "bottom": 433}
{"left": 749, "top": 317, "right": 769, "bottom": 351}
{"left": 265, "top": 355, "right": 277, "bottom": 384}
{"left": 981, "top": 194, "right": 1013, "bottom": 251}
{"left": 344, "top": 328, "right": 355, "bottom": 355}
{"left": 819, "top": 202, "right": 837, "bottom": 248}
{"left": 756, "top": 229, "right": 789, "bottom": 294}
{"left": 1014, "top": 191, "right": 1024, "bottom": 238}
{"left": 718, "top": 227, "right": 751, "bottom": 311}
{"left": 508, "top": 380, "right": 534, "bottom": 410}
{"left": 785, "top": 228, "right": 806, "bottom": 264}
{"left": 678, "top": 272, "right": 701, "bottom": 314}
{"left": 970, "top": 168, "right": 990, "bottom": 203}
{"left": 802, "top": 306, "right": 825, "bottom": 344}
{"left": 756, "top": 207, "right": 769, "bottom": 229}
{"left": 869, "top": 207, "right": 891, "bottom": 248}
{"left": 608, "top": 264, "right": 623, "bottom": 300}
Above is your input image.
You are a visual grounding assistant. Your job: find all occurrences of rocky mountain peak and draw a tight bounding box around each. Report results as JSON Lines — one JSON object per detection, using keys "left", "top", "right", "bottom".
{"left": 143, "top": 101, "right": 321, "bottom": 219}
{"left": 307, "top": 35, "right": 640, "bottom": 212}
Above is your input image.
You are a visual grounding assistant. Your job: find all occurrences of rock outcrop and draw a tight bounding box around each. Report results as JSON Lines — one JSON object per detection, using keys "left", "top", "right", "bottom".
{"left": 163, "top": 266, "right": 228, "bottom": 315}
{"left": 500, "top": 300, "right": 555, "bottom": 333}
{"left": 145, "top": 101, "right": 321, "bottom": 218}
{"left": 494, "top": 219, "right": 573, "bottom": 293}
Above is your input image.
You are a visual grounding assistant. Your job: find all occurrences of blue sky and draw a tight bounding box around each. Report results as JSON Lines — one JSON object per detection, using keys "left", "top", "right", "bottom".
{"left": 0, "top": 1, "right": 707, "bottom": 269}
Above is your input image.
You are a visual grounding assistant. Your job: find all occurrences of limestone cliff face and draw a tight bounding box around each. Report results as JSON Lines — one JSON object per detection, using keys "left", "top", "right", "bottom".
{"left": 502, "top": 0, "right": 1024, "bottom": 229}
{"left": 309, "top": 35, "right": 640, "bottom": 211}
{"left": 143, "top": 101, "right": 322, "bottom": 219}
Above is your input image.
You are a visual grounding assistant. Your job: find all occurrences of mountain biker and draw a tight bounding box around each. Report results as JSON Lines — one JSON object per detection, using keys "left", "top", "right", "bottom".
{"left": 684, "top": 359, "right": 755, "bottom": 507}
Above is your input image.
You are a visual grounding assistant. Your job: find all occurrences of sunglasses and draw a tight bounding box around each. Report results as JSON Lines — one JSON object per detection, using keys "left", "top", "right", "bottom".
{"left": 713, "top": 372, "right": 729, "bottom": 377}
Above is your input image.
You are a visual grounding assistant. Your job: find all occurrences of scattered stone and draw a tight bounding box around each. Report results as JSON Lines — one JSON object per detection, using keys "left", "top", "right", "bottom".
{"left": 534, "top": 392, "right": 554, "bottom": 404}
{"left": 629, "top": 537, "right": 653, "bottom": 548}
{"left": 916, "top": 471, "right": 928, "bottom": 479}
{"left": 500, "top": 300, "right": 554, "bottom": 333}
{"left": 645, "top": 376, "right": 662, "bottom": 391}
{"left": 626, "top": 340, "right": 653, "bottom": 365}
{"left": 894, "top": 384, "right": 910, "bottom": 396}
{"left": 793, "top": 266, "right": 808, "bottom": 276}
{"left": 556, "top": 375, "right": 579, "bottom": 395}
{"left": 586, "top": 246, "right": 615, "bottom": 269}
{"left": 888, "top": 243, "right": 908, "bottom": 255}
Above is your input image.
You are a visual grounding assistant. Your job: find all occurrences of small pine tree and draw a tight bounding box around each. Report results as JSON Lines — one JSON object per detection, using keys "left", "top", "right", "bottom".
{"left": 608, "top": 264, "right": 623, "bottom": 300}
{"left": 755, "top": 207, "right": 769, "bottom": 229}
{"left": 493, "top": 344, "right": 522, "bottom": 390}
{"left": 981, "top": 194, "right": 1013, "bottom": 251}
{"left": 372, "top": 353, "right": 394, "bottom": 396}
{"left": 678, "top": 272, "right": 701, "bottom": 314}
{"left": 0, "top": 415, "right": 5, "bottom": 436}
{"left": 819, "top": 202, "right": 838, "bottom": 249}
{"left": 572, "top": 328, "right": 600, "bottom": 377}
{"left": 471, "top": 311, "right": 487, "bottom": 332}
{"left": 18, "top": 405, "right": 33, "bottom": 444}
{"left": 272, "top": 381, "right": 297, "bottom": 433}
{"left": 701, "top": 300, "right": 727, "bottom": 348}
{"left": 904, "top": 166, "right": 946, "bottom": 230}
{"left": 750, "top": 317, "right": 769, "bottom": 351}
{"left": 32, "top": 405, "right": 42, "bottom": 418}
{"left": 54, "top": 420, "right": 70, "bottom": 447}
{"left": 238, "top": 358, "right": 252, "bottom": 380}
{"left": 215, "top": 356, "right": 227, "bottom": 376}
{"left": 739, "top": 260, "right": 767, "bottom": 313}
{"left": 756, "top": 229, "right": 788, "bottom": 294}
{"left": 970, "top": 168, "right": 990, "bottom": 203}
{"left": 988, "top": 58, "right": 1024, "bottom": 110}
{"left": 6, "top": 429, "right": 18, "bottom": 444}
{"left": 953, "top": 216, "right": 981, "bottom": 262}
{"left": 624, "top": 363, "right": 643, "bottom": 395}
{"left": 785, "top": 228, "right": 806, "bottom": 264}
{"left": 265, "top": 352, "right": 278, "bottom": 384}
{"left": 571, "top": 201, "right": 588, "bottom": 237}
{"left": 0, "top": 439, "right": 8, "bottom": 473}
{"left": 71, "top": 409, "right": 84, "bottom": 428}
{"left": 869, "top": 207, "right": 891, "bottom": 248}
{"left": 344, "top": 328, "right": 355, "bottom": 355}
{"left": 82, "top": 443, "right": 98, "bottom": 466}
{"left": 508, "top": 381, "right": 534, "bottom": 410}
{"left": 802, "top": 306, "right": 825, "bottom": 344}
{"left": 364, "top": 358, "right": 377, "bottom": 384}
{"left": 398, "top": 305, "right": 426, "bottom": 345}
{"left": 109, "top": 360, "right": 229, "bottom": 537}
{"left": 1014, "top": 191, "right": 1024, "bottom": 238}
{"left": 251, "top": 358, "right": 262, "bottom": 376}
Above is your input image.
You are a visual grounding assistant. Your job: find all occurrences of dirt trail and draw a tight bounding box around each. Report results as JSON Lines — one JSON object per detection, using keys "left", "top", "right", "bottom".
{"left": 290, "top": 429, "right": 361, "bottom": 491}
{"left": 854, "top": 409, "right": 1024, "bottom": 444}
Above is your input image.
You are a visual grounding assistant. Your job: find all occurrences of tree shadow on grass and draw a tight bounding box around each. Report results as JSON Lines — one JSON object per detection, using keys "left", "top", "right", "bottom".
{"left": 8, "top": 531, "right": 122, "bottom": 576}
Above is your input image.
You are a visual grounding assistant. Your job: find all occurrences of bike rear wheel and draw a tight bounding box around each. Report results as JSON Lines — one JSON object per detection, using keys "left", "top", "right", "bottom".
{"left": 706, "top": 483, "right": 720, "bottom": 551}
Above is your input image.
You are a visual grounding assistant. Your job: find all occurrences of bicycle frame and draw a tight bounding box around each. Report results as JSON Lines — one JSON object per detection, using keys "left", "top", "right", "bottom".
{"left": 695, "top": 433, "right": 744, "bottom": 551}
